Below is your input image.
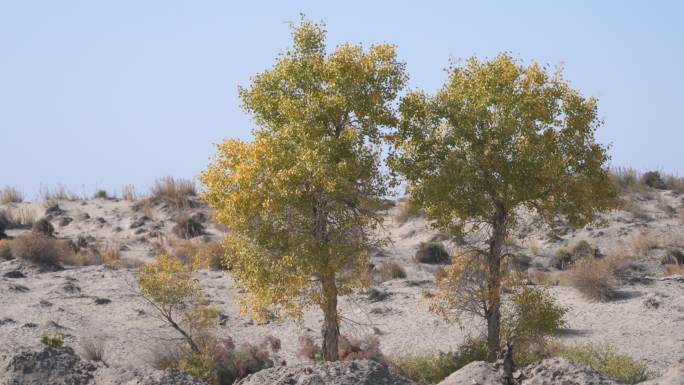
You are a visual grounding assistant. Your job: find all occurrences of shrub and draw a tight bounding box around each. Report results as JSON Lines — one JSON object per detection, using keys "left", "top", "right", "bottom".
{"left": 11, "top": 233, "right": 73, "bottom": 268}
{"left": 173, "top": 215, "right": 205, "bottom": 239}
{"left": 121, "top": 185, "right": 137, "bottom": 201}
{"left": 0, "top": 211, "right": 8, "bottom": 239}
{"left": 392, "top": 337, "right": 487, "bottom": 385}
{"left": 32, "top": 218, "right": 55, "bottom": 237}
{"left": 298, "top": 335, "right": 384, "bottom": 363}
{"left": 0, "top": 186, "right": 24, "bottom": 204}
{"left": 212, "top": 335, "right": 281, "bottom": 385}
{"left": 665, "top": 263, "right": 684, "bottom": 276}
{"left": 376, "top": 261, "right": 407, "bottom": 282}
{"left": 641, "top": 171, "right": 666, "bottom": 189}
{"left": 662, "top": 248, "right": 684, "bottom": 265}
{"left": 80, "top": 337, "right": 106, "bottom": 363}
{"left": 138, "top": 254, "right": 216, "bottom": 353}
{"left": 559, "top": 343, "right": 656, "bottom": 384}
{"left": 150, "top": 177, "right": 196, "bottom": 210}
{"left": 94, "top": 190, "right": 108, "bottom": 199}
{"left": 396, "top": 197, "right": 424, "bottom": 224}
{"left": 193, "top": 241, "right": 227, "bottom": 271}
{"left": 553, "top": 249, "right": 574, "bottom": 270}
{"left": 610, "top": 168, "right": 644, "bottom": 194}
{"left": 567, "top": 257, "right": 618, "bottom": 301}
{"left": 41, "top": 332, "right": 64, "bottom": 348}
{"left": 414, "top": 242, "right": 450, "bottom": 264}
{"left": 630, "top": 232, "right": 659, "bottom": 255}
{"left": 0, "top": 239, "right": 11, "bottom": 260}
{"left": 572, "top": 240, "right": 598, "bottom": 259}
{"left": 503, "top": 286, "right": 567, "bottom": 365}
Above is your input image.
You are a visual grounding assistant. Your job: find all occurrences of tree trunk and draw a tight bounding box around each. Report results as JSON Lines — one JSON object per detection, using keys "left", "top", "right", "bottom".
{"left": 486, "top": 203, "right": 507, "bottom": 361}
{"left": 321, "top": 274, "right": 340, "bottom": 361}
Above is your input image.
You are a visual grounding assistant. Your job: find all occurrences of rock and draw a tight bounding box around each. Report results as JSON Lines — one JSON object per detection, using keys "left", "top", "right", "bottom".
{"left": 129, "top": 216, "right": 149, "bottom": 229}
{"left": 59, "top": 216, "right": 73, "bottom": 227}
{"left": 94, "top": 298, "right": 111, "bottom": 305}
{"left": 642, "top": 357, "right": 684, "bottom": 385}
{"left": 3, "top": 270, "right": 26, "bottom": 278}
{"left": 436, "top": 358, "right": 620, "bottom": 385}
{"left": 0, "top": 346, "right": 208, "bottom": 385}
{"left": 0, "top": 346, "right": 96, "bottom": 385}
{"left": 521, "top": 358, "right": 619, "bottom": 385}
{"left": 236, "top": 360, "right": 417, "bottom": 385}
{"left": 437, "top": 361, "right": 501, "bottom": 385}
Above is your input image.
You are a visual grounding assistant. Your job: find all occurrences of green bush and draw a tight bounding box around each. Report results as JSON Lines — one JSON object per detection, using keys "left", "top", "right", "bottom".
{"left": 32, "top": 217, "right": 54, "bottom": 237}
{"left": 504, "top": 286, "right": 567, "bottom": 365}
{"left": 94, "top": 190, "right": 108, "bottom": 199}
{"left": 393, "top": 337, "right": 487, "bottom": 385}
{"left": 560, "top": 343, "right": 656, "bottom": 384}
{"left": 41, "top": 332, "right": 64, "bottom": 348}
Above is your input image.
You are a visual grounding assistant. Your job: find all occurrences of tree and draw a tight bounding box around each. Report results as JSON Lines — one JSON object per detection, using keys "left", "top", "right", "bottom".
{"left": 201, "top": 18, "right": 406, "bottom": 361}
{"left": 389, "top": 53, "right": 616, "bottom": 360}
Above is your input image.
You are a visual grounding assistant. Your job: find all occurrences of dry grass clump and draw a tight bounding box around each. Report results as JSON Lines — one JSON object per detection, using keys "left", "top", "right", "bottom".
{"left": 79, "top": 337, "right": 106, "bottom": 363}
{"left": 32, "top": 217, "right": 55, "bottom": 237}
{"left": 610, "top": 167, "right": 645, "bottom": 194}
{"left": 10, "top": 233, "right": 73, "bottom": 268}
{"left": 664, "top": 263, "right": 684, "bottom": 276}
{"left": 611, "top": 167, "right": 684, "bottom": 195}
{"left": 39, "top": 184, "right": 79, "bottom": 201}
{"left": 121, "top": 185, "right": 137, "bottom": 201}
{"left": 172, "top": 214, "right": 205, "bottom": 239}
{"left": 7, "top": 206, "right": 36, "bottom": 227}
{"left": 567, "top": 253, "right": 631, "bottom": 301}
{"left": 0, "top": 239, "right": 12, "bottom": 260}
{"left": 150, "top": 177, "right": 196, "bottom": 210}
{"left": 630, "top": 231, "right": 659, "bottom": 255}
{"left": 0, "top": 186, "right": 24, "bottom": 204}
{"left": 376, "top": 261, "right": 407, "bottom": 282}
{"left": 168, "top": 239, "right": 226, "bottom": 270}
{"left": 395, "top": 196, "right": 425, "bottom": 224}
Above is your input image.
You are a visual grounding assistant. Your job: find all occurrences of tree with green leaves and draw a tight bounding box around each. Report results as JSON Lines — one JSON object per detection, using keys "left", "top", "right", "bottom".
{"left": 389, "top": 53, "right": 616, "bottom": 360}
{"left": 201, "top": 18, "right": 406, "bottom": 361}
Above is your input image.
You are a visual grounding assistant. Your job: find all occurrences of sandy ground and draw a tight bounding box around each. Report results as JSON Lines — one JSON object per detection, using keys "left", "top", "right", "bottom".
{"left": 1, "top": 190, "right": 683, "bottom": 374}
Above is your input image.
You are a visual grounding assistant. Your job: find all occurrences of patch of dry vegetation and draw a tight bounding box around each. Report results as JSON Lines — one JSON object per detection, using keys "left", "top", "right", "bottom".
{"left": 395, "top": 196, "right": 424, "bottom": 224}
{"left": 0, "top": 186, "right": 24, "bottom": 204}
{"left": 10, "top": 233, "right": 73, "bottom": 268}
{"left": 567, "top": 253, "right": 632, "bottom": 301}
{"left": 39, "top": 184, "right": 79, "bottom": 201}
{"left": 375, "top": 261, "right": 407, "bottom": 282}
{"left": 121, "top": 185, "right": 137, "bottom": 201}
{"left": 150, "top": 177, "right": 196, "bottom": 210}
{"left": 629, "top": 231, "right": 659, "bottom": 255}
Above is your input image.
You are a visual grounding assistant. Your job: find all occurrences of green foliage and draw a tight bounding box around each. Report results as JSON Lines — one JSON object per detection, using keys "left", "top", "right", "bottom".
{"left": 94, "top": 190, "right": 108, "bottom": 199}
{"left": 503, "top": 286, "right": 567, "bottom": 365}
{"left": 572, "top": 240, "right": 598, "bottom": 259}
{"left": 560, "top": 343, "right": 657, "bottom": 384}
{"left": 641, "top": 171, "right": 666, "bottom": 189}
{"left": 200, "top": 17, "right": 406, "bottom": 360}
{"left": 137, "top": 254, "right": 217, "bottom": 353}
{"left": 40, "top": 331, "right": 64, "bottom": 348}
{"left": 32, "top": 217, "right": 54, "bottom": 237}
{"left": 392, "top": 338, "right": 487, "bottom": 385}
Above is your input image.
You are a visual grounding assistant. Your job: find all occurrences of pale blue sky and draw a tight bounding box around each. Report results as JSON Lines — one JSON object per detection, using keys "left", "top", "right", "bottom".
{"left": 1, "top": 1, "right": 682, "bottom": 199}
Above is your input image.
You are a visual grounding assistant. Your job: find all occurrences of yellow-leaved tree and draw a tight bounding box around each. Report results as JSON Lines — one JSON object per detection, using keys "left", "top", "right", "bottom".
{"left": 201, "top": 18, "right": 406, "bottom": 361}
{"left": 389, "top": 54, "right": 616, "bottom": 361}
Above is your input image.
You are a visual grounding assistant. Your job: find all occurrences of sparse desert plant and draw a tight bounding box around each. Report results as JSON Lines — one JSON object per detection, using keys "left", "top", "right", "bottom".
{"left": 0, "top": 239, "right": 12, "bottom": 260}
{"left": 414, "top": 242, "right": 450, "bottom": 264}
{"left": 376, "top": 261, "right": 407, "bottom": 282}
{"left": 661, "top": 248, "right": 684, "bottom": 265}
{"left": 172, "top": 214, "right": 205, "bottom": 239}
{"left": 121, "top": 184, "right": 137, "bottom": 201}
{"left": 9, "top": 206, "right": 36, "bottom": 227}
{"left": 502, "top": 286, "right": 567, "bottom": 365}
{"left": 298, "top": 335, "right": 384, "bottom": 363}
{"left": 32, "top": 217, "right": 55, "bottom": 237}
{"left": 663, "top": 174, "right": 684, "bottom": 194}
{"left": 11, "top": 233, "right": 73, "bottom": 268}
{"left": 572, "top": 240, "right": 598, "bottom": 259}
{"left": 94, "top": 189, "right": 108, "bottom": 199}
{"left": 630, "top": 231, "right": 659, "bottom": 255}
{"left": 150, "top": 177, "right": 196, "bottom": 210}
{"left": 80, "top": 337, "right": 106, "bottom": 363}
{"left": 192, "top": 241, "right": 226, "bottom": 271}
{"left": 664, "top": 263, "right": 684, "bottom": 276}
{"left": 567, "top": 257, "right": 620, "bottom": 301}
{"left": 392, "top": 337, "right": 487, "bottom": 385}
{"left": 641, "top": 171, "right": 666, "bottom": 190}
{"left": 620, "top": 197, "right": 650, "bottom": 221}
{"left": 40, "top": 332, "right": 64, "bottom": 348}
{"left": 137, "top": 254, "right": 217, "bottom": 353}
{"left": 610, "top": 167, "right": 645, "bottom": 194}
{"left": 39, "top": 184, "right": 79, "bottom": 201}
{"left": 211, "top": 335, "right": 281, "bottom": 384}
{"left": 396, "top": 196, "right": 424, "bottom": 224}
{"left": 0, "top": 186, "right": 24, "bottom": 204}
{"left": 559, "top": 343, "right": 656, "bottom": 384}
{"left": 526, "top": 270, "right": 558, "bottom": 286}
